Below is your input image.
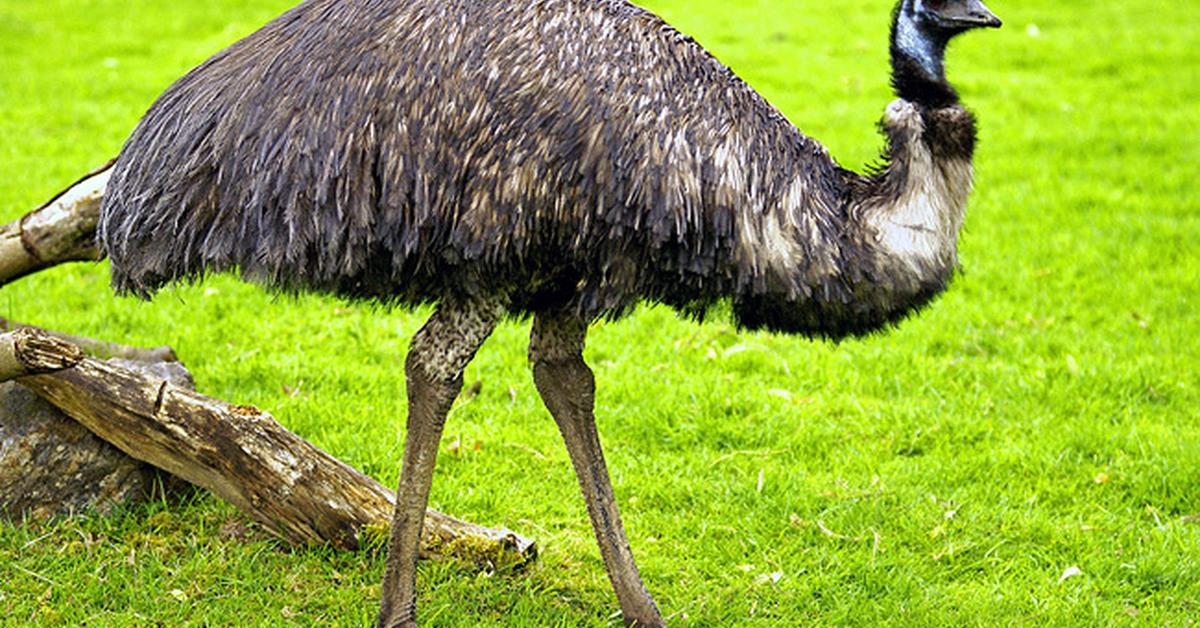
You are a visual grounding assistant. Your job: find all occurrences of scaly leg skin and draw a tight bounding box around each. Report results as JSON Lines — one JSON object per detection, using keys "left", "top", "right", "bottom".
{"left": 377, "top": 299, "right": 503, "bottom": 628}
{"left": 530, "top": 313, "right": 664, "bottom": 628}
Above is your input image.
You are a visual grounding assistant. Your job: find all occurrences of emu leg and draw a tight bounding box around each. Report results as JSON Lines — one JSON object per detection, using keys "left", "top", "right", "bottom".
{"left": 377, "top": 300, "right": 502, "bottom": 628}
{"left": 530, "top": 314, "right": 664, "bottom": 627}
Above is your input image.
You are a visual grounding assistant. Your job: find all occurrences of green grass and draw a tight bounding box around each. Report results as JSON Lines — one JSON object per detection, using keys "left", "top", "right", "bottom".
{"left": 2, "top": 0, "right": 1198, "bottom": 624}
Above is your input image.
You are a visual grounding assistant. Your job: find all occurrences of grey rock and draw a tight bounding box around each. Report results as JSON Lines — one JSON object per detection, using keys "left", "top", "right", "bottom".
{"left": 0, "top": 359, "right": 194, "bottom": 520}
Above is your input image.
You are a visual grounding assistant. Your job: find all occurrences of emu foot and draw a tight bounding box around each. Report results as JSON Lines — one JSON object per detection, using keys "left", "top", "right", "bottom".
{"left": 624, "top": 612, "right": 666, "bottom": 627}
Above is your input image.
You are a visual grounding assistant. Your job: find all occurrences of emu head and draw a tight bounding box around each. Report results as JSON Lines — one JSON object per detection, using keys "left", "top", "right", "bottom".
{"left": 903, "top": 0, "right": 1003, "bottom": 34}
{"left": 892, "top": 0, "right": 1002, "bottom": 81}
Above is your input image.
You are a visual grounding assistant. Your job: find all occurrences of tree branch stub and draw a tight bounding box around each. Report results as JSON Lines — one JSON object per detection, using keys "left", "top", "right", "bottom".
{"left": 0, "top": 317, "right": 177, "bottom": 363}
{"left": 0, "top": 328, "right": 85, "bottom": 382}
{"left": 0, "top": 162, "right": 112, "bottom": 287}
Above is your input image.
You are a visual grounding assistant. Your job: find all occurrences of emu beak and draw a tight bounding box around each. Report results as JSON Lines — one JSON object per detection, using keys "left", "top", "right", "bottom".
{"left": 953, "top": 0, "right": 1003, "bottom": 29}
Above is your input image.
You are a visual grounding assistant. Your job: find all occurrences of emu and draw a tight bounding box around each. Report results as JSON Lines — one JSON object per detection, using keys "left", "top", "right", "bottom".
{"left": 98, "top": 0, "right": 1001, "bottom": 624}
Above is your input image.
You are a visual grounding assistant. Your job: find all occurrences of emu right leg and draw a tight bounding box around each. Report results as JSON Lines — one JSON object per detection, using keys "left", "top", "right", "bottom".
{"left": 377, "top": 300, "right": 501, "bottom": 628}
{"left": 530, "top": 313, "right": 664, "bottom": 627}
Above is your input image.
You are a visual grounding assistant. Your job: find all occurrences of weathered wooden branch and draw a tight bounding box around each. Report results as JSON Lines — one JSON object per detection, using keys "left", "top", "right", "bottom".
{"left": 18, "top": 348, "right": 535, "bottom": 566}
{"left": 0, "top": 161, "right": 112, "bottom": 287}
{"left": 0, "top": 328, "right": 85, "bottom": 382}
{"left": 0, "top": 317, "right": 177, "bottom": 363}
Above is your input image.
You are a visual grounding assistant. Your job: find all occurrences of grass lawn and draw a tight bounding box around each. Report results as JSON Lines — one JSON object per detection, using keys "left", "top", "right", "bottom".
{"left": 2, "top": 0, "right": 1198, "bottom": 624}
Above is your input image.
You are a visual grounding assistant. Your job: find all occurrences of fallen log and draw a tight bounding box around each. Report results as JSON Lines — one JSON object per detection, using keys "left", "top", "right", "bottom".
{"left": 18, "top": 346, "right": 535, "bottom": 567}
{"left": 0, "top": 162, "right": 112, "bottom": 286}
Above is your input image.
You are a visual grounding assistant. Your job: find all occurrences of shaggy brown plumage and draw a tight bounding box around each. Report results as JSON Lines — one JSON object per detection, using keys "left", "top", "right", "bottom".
{"left": 101, "top": 0, "right": 981, "bottom": 339}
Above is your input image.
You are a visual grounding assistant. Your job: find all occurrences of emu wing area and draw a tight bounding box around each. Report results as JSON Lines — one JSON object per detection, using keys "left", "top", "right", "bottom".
{"left": 100, "top": 0, "right": 842, "bottom": 318}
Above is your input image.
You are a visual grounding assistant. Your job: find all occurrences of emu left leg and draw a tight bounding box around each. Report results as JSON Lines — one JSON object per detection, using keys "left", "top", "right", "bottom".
{"left": 377, "top": 299, "right": 502, "bottom": 628}
{"left": 530, "top": 313, "right": 664, "bottom": 627}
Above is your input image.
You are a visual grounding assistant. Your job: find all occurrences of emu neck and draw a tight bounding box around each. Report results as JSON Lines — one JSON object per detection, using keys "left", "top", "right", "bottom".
{"left": 890, "top": 14, "right": 959, "bottom": 107}
{"left": 862, "top": 102, "right": 975, "bottom": 286}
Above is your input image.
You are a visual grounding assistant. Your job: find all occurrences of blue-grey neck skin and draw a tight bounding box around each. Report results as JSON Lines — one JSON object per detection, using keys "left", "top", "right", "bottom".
{"left": 893, "top": 4, "right": 946, "bottom": 82}
{"left": 889, "top": 0, "right": 960, "bottom": 107}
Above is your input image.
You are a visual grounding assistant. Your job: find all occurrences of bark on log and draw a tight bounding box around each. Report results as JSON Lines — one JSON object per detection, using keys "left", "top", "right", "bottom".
{"left": 19, "top": 353, "right": 535, "bottom": 566}
{"left": 0, "top": 162, "right": 112, "bottom": 287}
{"left": 0, "top": 317, "right": 177, "bottom": 363}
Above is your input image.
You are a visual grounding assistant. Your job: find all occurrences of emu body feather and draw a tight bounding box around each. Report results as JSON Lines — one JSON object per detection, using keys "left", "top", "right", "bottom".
{"left": 100, "top": 0, "right": 976, "bottom": 339}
